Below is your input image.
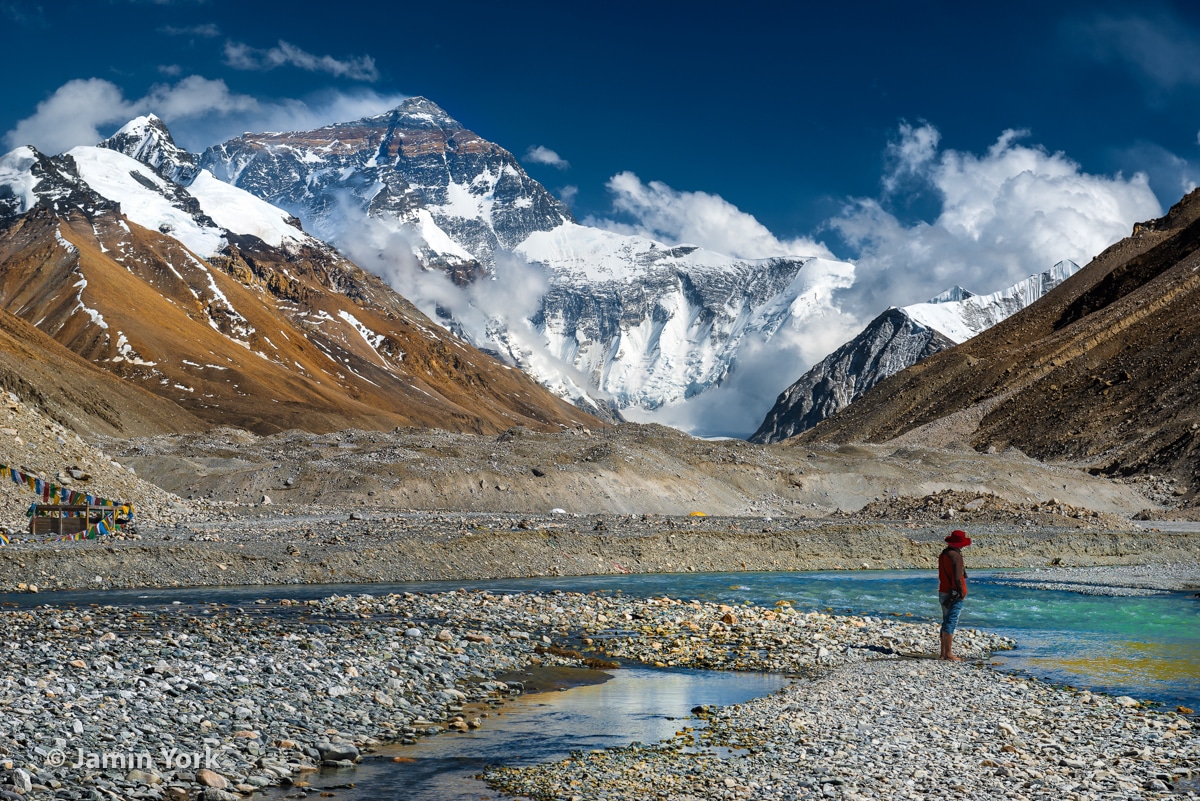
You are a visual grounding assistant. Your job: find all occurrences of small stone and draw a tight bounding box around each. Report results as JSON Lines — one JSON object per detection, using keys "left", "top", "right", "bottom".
{"left": 260, "top": 494, "right": 272, "bottom": 505}
{"left": 317, "top": 742, "right": 359, "bottom": 762}
{"left": 1115, "top": 696, "right": 1139, "bottom": 708}
{"left": 405, "top": 627, "right": 422, "bottom": 638}
{"left": 196, "top": 769, "right": 228, "bottom": 789}
{"left": 126, "top": 769, "right": 162, "bottom": 785}
{"left": 11, "top": 769, "right": 32, "bottom": 794}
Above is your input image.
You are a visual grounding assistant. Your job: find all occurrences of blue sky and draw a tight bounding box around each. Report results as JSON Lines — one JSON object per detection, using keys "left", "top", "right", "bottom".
{"left": 5, "top": 0, "right": 1200, "bottom": 307}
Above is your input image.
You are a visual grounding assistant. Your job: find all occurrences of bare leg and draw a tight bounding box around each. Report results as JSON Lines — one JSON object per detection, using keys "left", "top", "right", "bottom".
{"left": 943, "top": 633, "right": 961, "bottom": 662}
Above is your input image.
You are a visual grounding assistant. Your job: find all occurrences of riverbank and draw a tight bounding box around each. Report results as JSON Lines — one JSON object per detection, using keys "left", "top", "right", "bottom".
{"left": 2, "top": 513, "right": 1199, "bottom": 593}
{"left": 0, "top": 589, "right": 1006, "bottom": 800}
{"left": 489, "top": 658, "right": 1199, "bottom": 800}
{"left": 0, "top": 587, "right": 1195, "bottom": 801}
{"left": 991, "top": 563, "right": 1200, "bottom": 596}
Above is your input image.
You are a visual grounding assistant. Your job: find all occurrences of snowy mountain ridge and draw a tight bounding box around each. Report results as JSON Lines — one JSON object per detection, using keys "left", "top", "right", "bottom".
{"left": 750, "top": 260, "right": 1082, "bottom": 443}
{"left": 199, "top": 98, "right": 851, "bottom": 429}
{"left": 99, "top": 114, "right": 201, "bottom": 186}
{"left": 0, "top": 125, "right": 595, "bottom": 435}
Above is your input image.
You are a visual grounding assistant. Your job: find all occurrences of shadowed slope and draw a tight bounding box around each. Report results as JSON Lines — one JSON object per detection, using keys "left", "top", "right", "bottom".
{"left": 796, "top": 188, "right": 1200, "bottom": 499}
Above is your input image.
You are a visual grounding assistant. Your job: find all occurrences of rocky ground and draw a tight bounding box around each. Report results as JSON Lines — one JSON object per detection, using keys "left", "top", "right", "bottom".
{"left": 98, "top": 425, "right": 1159, "bottom": 520}
{"left": 0, "top": 590, "right": 1011, "bottom": 801}
{"left": 0, "top": 395, "right": 1196, "bottom": 800}
{"left": 489, "top": 658, "right": 1199, "bottom": 801}
{"left": 2, "top": 513, "right": 1200, "bottom": 594}
{"left": 989, "top": 563, "right": 1200, "bottom": 596}
{"left": 0, "top": 391, "right": 188, "bottom": 535}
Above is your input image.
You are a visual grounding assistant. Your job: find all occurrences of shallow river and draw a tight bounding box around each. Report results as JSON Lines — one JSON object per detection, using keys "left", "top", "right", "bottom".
{"left": 7, "top": 570, "right": 1197, "bottom": 799}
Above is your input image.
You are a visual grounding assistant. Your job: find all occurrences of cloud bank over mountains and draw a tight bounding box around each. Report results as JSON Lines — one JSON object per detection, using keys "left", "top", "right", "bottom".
{"left": 830, "top": 123, "right": 1162, "bottom": 317}
{"left": 0, "top": 82, "right": 1167, "bottom": 434}
{"left": 4, "top": 76, "right": 407, "bottom": 155}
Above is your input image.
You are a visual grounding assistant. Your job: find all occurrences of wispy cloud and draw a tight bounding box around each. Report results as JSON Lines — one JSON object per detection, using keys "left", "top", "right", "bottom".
{"left": 1, "top": 2, "right": 47, "bottom": 27}
{"left": 160, "top": 23, "right": 220, "bottom": 37}
{"left": 524, "top": 145, "right": 569, "bottom": 169}
{"left": 1078, "top": 10, "right": 1200, "bottom": 90}
{"left": 557, "top": 185, "right": 579, "bottom": 206}
{"left": 590, "top": 172, "right": 832, "bottom": 260}
{"left": 158, "top": 64, "right": 183, "bottom": 76}
{"left": 4, "top": 76, "right": 405, "bottom": 154}
{"left": 224, "top": 39, "right": 379, "bottom": 81}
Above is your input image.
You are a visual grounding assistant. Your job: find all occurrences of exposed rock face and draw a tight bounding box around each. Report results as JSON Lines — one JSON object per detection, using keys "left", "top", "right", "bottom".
{"left": 515, "top": 227, "right": 826, "bottom": 415}
{"left": 751, "top": 261, "right": 1081, "bottom": 444}
{"left": 200, "top": 99, "right": 843, "bottom": 431}
{"left": 751, "top": 308, "right": 954, "bottom": 443}
{"left": 0, "top": 126, "right": 597, "bottom": 436}
{"left": 795, "top": 187, "right": 1200, "bottom": 497}
{"left": 98, "top": 115, "right": 200, "bottom": 185}
{"left": 200, "top": 97, "right": 569, "bottom": 275}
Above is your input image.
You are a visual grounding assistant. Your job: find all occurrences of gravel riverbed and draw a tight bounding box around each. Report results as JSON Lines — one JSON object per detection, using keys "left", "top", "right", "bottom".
{"left": 489, "top": 659, "right": 1198, "bottom": 801}
{"left": 1, "top": 589, "right": 1194, "bottom": 801}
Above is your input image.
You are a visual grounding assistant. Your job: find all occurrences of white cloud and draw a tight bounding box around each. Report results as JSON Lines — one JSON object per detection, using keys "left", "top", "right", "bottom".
{"left": 143, "top": 75, "right": 259, "bottom": 120}
{"left": 158, "top": 64, "right": 183, "bottom": 76}
{"left": 160, "top": 23, "right": 220, "bottom": 37}
{"left": 882, "top": 121, "right": 940, "bottom": 192}
{"left": 2, "top": 2, "right": 46, "bottom": 27}
{"left": 830, "top": 124, "right": 1163, "bottom": 316}
{"left": 584, "top": 125, "right": 1164, "bottom": 436}
{"left": 557, "top": 185, "right": 579, "bottom": 206}
{"left": 4, "top": 76, "right": 406, "bottom": 155}
{"left": 524, "top": 145, "right": 569, "bottom": 169}
{"left": 590, "top": 171, "right": 833, "bottom": 260}
{"left": 224, "top": 39, "right": 379, "bottom": 82}
{"left": 4, "top": 79, "right": 137, "bottom": 154}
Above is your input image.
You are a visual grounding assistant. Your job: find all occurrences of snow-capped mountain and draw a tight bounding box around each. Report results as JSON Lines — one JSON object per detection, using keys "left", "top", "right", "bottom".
{"left": 200, "top": 97, "right": 570, "bottom": 280}
{"left": 200, "top": 98, "right": 848, "bottom": 429}
{"left": 99, "top": 114, "right": 201, "bottom": 185}
{"left": 0, "top": 120, "right": 596, "bottom": 435}
{"left": 750, "top": 260, "right": 1081, "bottom": 443}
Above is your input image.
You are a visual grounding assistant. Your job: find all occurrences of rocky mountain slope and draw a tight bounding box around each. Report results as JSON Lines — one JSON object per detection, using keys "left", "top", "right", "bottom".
{"left": 0, "top": 120, "right": 597, "bottom": 436}
{"left": 795, "top": 189, "right": 1200, "bottom": 500}
{"left": 200, "top": 99, "right": 842, "bottom": 431}
{"left": 201, "top": 97, "right": 569, "bottom": 277}
{"left": 752, "top": 261, "right": 1080, "bottom": 443}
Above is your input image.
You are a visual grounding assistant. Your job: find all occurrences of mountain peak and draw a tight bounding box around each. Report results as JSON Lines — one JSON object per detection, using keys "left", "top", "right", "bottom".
{"left": 99, "top": 115, "right": 199, "bottom": 186}
{"left": 925, "top": 285, "right": 976, "bottom": 304}
{"left": 375, "top": 96, "right": 461, "bottom": 129}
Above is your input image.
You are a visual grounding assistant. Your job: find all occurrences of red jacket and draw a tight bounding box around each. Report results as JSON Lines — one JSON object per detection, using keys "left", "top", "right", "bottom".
{"left": 938, "top": 547, "right": 967, "bottom": 596}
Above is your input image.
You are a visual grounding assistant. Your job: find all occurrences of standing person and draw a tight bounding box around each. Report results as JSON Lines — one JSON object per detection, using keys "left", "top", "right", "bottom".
{"left": 938, "top": 529, "right": 971, "bottom": 661}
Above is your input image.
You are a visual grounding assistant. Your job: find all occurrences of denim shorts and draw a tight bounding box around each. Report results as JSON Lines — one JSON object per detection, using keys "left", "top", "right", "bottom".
{"left": 939, "top": 593, "right": 965, "bottom": 634}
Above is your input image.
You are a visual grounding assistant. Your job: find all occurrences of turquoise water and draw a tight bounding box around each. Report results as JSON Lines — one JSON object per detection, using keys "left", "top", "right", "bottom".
{"left": 7, "top": 570, "right": 1198, "bottom": 709}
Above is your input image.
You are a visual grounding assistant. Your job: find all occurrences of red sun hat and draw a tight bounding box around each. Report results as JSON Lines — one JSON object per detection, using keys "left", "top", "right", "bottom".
{"left": 945, "top": 529, "right": 972, "bottom": 548}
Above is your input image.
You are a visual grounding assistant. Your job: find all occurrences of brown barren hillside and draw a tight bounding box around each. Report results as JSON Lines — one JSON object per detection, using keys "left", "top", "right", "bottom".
{"left": 0, "top": 204, "right": 596, "bottom": 436}
{"left": 0, "top": 304, "right": 202, "bottom": 437}
{"left": 796, "top": 188, "right": 1200, "bottom": 499}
